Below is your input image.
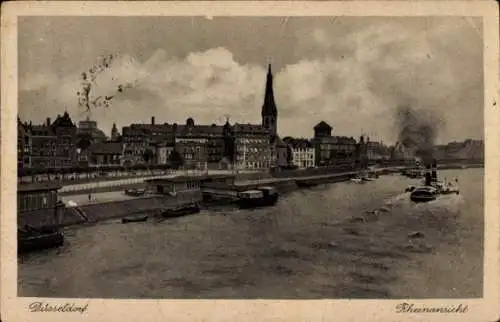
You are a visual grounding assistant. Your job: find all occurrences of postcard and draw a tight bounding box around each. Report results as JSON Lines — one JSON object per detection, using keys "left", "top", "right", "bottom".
{"left": 1, "top": 1, "right": 499, "bottom": 321}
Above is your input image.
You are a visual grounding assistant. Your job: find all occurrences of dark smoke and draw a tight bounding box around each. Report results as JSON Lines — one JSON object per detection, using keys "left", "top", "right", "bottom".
{"left": 395, "top": 103, "right": 445, "bottom": 164}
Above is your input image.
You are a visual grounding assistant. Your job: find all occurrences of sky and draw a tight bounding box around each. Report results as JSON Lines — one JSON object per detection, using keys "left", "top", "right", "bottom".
{"left": 18, "top": 16, "right": 484, "bottom": 145}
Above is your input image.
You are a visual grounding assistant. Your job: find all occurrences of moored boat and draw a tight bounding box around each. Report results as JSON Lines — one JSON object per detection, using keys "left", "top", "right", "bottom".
{"left": 18, "top": 226, "right": 64, "bottom": 254}
{"left": 238, "top": 187, "right": 279, "bottom": 209}
{"left": 296, "top": 180, "right": 318, "bottom": 188}
{"left": 121, "top": 215, "right": 148, "bottom": 224}
{"left": 410, "top": 186, "right": 438, "bottom": 202}
{"left": 160, "top": 203, "right": 200, "bottom": 218}
{"left": 124, "top": 188, "right": 146, "bottom": 197}
{"left": 350, "top": 177, "right": 365, "bottom": 184}
{"left": 408, "top": 159, "right": 460, "bottom": 202}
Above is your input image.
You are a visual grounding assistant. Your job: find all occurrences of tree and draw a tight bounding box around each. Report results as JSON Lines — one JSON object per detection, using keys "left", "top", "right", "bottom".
{"left": 286, "top": 145, "right": 293, "bottom": 166}
{"left": 168, "top": 148, "right": 185, "bottom": 170}
{"left": 223, "top": 136, "right": 235, "bottom": 163}
{"left": 142, "top": 148, "right": 155, "bottom": 165}
{"left": 77, "top": 54, "right": 137, "bottom": 112}
{"left": 142, "top": 148, "right": 155, "bottom": 175}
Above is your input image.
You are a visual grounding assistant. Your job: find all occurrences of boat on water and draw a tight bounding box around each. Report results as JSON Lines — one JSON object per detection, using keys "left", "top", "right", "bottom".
{"left": 18, "top": 226, "right": 64, "bottom": 254}
{"left": 238, "top": 186, "right": 279, "bottom": 209}
{"left": 408, "top": 160, "right": 460, "bottom": 202}
{"left": 296, "top": 180, "right": 318, "bottom": 188}
{"left": 121, "top": 215, "right": 148, "bottom": 224}
{"left": 160, "top": 203, "right": 200, "bottom": 218}
{"left": 410, "top": 186, "right": 439, "bottom": 202}
{"left": 350, "top": 177, "right": 365, "bottom": 184}
{"left": 124, "top": 188, "right": 146, "bottom": 197}
{"left": 362, "top": 175, "right": 376, "bottom": 182}
{"left": 402, "top": 169, "right": 425, "bottom": 178}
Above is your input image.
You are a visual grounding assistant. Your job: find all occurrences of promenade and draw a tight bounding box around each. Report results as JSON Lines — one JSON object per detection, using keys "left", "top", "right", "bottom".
{"left": 57, "top": 169, "right": 244, "bottom": 193}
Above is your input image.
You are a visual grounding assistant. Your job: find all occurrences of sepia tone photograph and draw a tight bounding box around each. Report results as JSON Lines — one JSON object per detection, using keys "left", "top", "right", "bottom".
{"left": 2, "top": 1, "right": 499, "bottom": 322}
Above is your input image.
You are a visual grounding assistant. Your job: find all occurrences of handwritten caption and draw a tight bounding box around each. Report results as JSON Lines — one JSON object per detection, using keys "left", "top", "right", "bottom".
{"left": 396, "top": 302, "right": 468, "bottom": 314}
{"left": 28, "top": 301, "right": 88, "bottom": 314}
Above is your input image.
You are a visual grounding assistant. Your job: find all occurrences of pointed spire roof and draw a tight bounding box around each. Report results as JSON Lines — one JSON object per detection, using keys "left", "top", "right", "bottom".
{"left": 262, "top": 64, "right": 277, "bottom": 117}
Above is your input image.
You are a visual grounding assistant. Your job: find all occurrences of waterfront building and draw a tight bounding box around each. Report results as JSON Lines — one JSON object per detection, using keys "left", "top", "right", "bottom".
{"left": 18, "top": 182, "right": 65, "bottom": 229}
{"left": 261, "top": 64, "right": 278, "bottom": 137}
{"left": 18, "top": 118, "right": 32, "bottom": 170}
{"left": 121, "top": 117, "right": 167, "bottom": 166}
{"left": 261, "top": 64, "right": 280, "bottom": 167}
{"left": 390, "top": 141, "right": 416, "bottom": 161}
{"left": 232, "top": 123, "right": 273, "bottom": 170}
{"left": 434, "top": 139, "right": 484, "bottom": 161}
{"left": 29, "top": 119, "right": 58, "bottom": 169}
{"left": 51, "top": 112, "right": 78, "bottom": 168}
{"left": 88, "top": 142, "right": 123, "bottom": 167}
{"left": 110, "top": 122, "right": 120, "bottom": 142}
{"left": 77, "top": 116, "right": 108, "bottom": 143}
{"left": 156, "top": 142, "right": 175, "bottom": 165}
{"left": 273, "top": 137, "right": 289, "bottom": 168}
{"left": 122, "top": 116, "right": 233, "bottom": 168}
{"left": 365, "top": 138, "right": 391, "bottom": 161}
{"left": 283, "top": 137, "right": 315, "bottom": 168}
{"left": 311, "top": 121, "right": 357, "bottom": 166}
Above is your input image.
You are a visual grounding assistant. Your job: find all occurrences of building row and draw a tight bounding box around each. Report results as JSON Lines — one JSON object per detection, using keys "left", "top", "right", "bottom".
{"left": 18, "top": 64, "right": 393, "bottom": 174}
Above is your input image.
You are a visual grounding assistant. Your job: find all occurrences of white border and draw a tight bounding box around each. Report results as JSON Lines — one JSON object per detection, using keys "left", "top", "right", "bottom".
{"left": 1, "top": 2, "right": 499, "bottom": 322}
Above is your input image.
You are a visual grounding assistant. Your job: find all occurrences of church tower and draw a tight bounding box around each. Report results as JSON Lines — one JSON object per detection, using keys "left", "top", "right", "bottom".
{"left": 261, "top": 64, "right": 278, "bottom": 137}
{"left": 111, "top": 122, "right": 119, "bottom": 141}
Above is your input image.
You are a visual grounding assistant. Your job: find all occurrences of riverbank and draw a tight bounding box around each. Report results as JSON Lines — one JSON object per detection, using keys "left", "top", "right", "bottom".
{"left": 19, "top": 168, "right": 483, "bottom": 299}
{"left": 23, "top": 165, "right": 479, "bottom": 230}
{"left": 33, "top": 171, "right": 353, "bottom": 229}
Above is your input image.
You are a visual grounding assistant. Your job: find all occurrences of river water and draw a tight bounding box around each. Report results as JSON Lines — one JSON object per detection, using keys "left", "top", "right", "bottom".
{"left": 18, "top": 169, "right": 483, "bottom": 299}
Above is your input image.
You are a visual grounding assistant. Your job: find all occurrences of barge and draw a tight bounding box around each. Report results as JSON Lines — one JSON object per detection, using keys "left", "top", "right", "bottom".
{"left": 408, "top": 159, "right": 460, "bottom": 202}
{"left": 18, "top": 226, "right": 64, "bottom": 254}
{"left": 122, "top": 215, "right": 148, "bottom": 223}
{"left": 238, "top": 186, "right": 279, "bottom": 209}
{"left": 160, "top": 203, "right": 201, "bottom": 218}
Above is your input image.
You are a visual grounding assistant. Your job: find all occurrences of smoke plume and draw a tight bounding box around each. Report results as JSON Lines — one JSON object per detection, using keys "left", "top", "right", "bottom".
{"left": 395, "top": 102, "right": 445, "bottom": 163}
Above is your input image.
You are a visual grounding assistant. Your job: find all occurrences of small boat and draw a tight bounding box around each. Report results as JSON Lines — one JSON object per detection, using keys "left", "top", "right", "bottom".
{"left": 160, "top": 203, "right": 200, "bottom": 218}
{"left": 18, "top": 226, "right": 64, "bottom": 254}
{"left": 350, "top": 177, "right": 365, "bottom": 184}
{"left": 433, "top": 179, "right": 460, "bottom": 195}
{"left": 124, "top": 188, "right": 146, "bottom": 197}
{"left": 296, "top": 180, "right": 318, "bottom": 188}
{"left": 238, "top": 188, "right": 279, "bottom": 209}
{"left": 405, "top": 185, "right": 416, "bottom": 193}
{"left": 410, "top": 186, "right": 438, "bottom": 203}
{"left": 121, "top": 215, "right": 148, "bottom": 224}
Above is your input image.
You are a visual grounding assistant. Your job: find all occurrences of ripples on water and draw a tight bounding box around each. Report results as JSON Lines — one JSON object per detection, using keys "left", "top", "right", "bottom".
{"left": 18, "top": 169, "right": 483, "bottom": 299}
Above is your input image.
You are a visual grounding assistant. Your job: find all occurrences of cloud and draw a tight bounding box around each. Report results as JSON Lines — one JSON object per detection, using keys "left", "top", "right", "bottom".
{"left": 18, "top": 17, "right": 483, "bottom": 145}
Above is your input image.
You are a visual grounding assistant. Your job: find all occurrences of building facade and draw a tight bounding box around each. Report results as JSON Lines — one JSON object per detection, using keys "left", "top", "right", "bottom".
{"left": 18, "top": 118, "right": 32, "bottom": 170}
{"left": 88, "top": 142, "right": 123, "bottom": 166}
{"left": 311, "top": 121, "right": 357, "bottom": 166}
{"left": 261, "top": 64, "right": 278, "bottom": 137}
{"left": 30, "top": 121, "right": 58, "bottom": 169}
{"left": 156, "top": 142, "right": 175, "bottom": 165}
{"left": 365, "top": 139, "right": 391, "bottom": 161}
{"left": 18, "top": 183, "right": 65, "bottom": 229}
{"left": 232, "top": 123, "right": 273, "bottom": 170}
{"left": 122, "top": 117, "right": 231, "bottom": 168}
{"left": 77, "top": 117, "right": 108, "bottom": 143}
{"left": 283, "top": 137, "right": 315, "bottom": 168}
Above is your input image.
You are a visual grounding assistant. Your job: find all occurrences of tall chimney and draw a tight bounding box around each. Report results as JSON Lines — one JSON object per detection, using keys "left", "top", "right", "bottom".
{"left": 431, "top": 159, "right": 438, "bottom": 182}
{"left": 151, "top": 116, "right": 155, "bottom": 125}
{"left": 424, "top": 164, "right": 432, "bottom": 186}
{"left": 46, "top": 117, "right": 51, "bottom": 126}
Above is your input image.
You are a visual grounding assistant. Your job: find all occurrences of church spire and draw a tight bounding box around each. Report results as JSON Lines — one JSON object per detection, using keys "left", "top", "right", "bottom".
{"left": 262, "top": 64, "right": 277, "bottom": 118}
